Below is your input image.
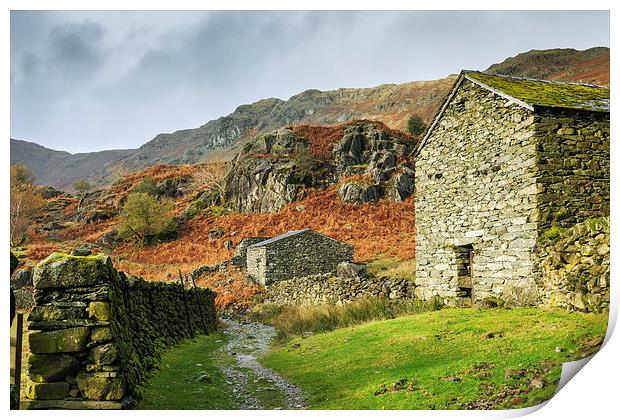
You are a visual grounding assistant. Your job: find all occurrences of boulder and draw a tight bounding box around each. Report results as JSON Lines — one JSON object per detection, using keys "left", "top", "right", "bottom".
{"left": 12, "top": 268, "right": 33, "bottom": 289}
{"left": 208, "top": 227, "right": 224, "bottom": 241}
{"left": 28, "top": 305, "right": 84, "bottom": 322}
{"left": 386, "top": 173, "right": 413, "bottom": 202}
{"left": 89, "top": 343, "right": 119, "bottom": 365}
{"left": 71, "top": 246, "right": 92, "bottom": 257}
{"left": 87, "top": 301, "right": 111, "bottom": 321}
{"left": 337, "top": 262, "right": 368, "bottom": 279}
{"left": 90, "top": 327, "right": 113, "bottom": 344}
{"left": 338, "top": 182, "right": 383, "bottom": 203}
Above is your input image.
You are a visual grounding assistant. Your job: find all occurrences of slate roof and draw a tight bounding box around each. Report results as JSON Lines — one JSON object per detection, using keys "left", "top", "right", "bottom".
{"left": 464, "top": 71, "right": 609, "bottom": 113}
{"left": 248, "top": 229, "right": 310, "bottom": 248}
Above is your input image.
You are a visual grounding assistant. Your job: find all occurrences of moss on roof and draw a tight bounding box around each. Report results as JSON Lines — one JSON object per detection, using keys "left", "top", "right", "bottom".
{"left": 465, "top": 71, "right": 609, "bottom": 112}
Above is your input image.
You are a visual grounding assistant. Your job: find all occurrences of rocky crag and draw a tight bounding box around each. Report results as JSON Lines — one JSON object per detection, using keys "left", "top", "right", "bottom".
{"left": 223, "top": 121, "right": 416, "bottom": 213}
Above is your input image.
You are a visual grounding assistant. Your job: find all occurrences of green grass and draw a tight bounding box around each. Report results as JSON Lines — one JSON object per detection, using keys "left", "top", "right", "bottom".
{"left": 261, "top": 308, "right": 607, "bottom": 410}
{"left": 138, "top": 332, "right": 289, "bottom": 410}
{"left": 250, "top": 298, "right": 441, "bottom": 341}
{"left": 138, "top": 333, "right": 236, "bottom": 409}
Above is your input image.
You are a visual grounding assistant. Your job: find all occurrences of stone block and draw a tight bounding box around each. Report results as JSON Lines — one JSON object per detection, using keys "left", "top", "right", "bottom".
{"left": 29, "top": 327, "right": 90, "bottom": 353}
{"left": 27, "top": 382, "right": 69, "bottom": 400}
{"left": 28, "top": 305, "right": 84, "bottom": 322}
{"left": 89, "top": 342, "right": 119, "bottom": 365}
{"left": 77, "top": 373, "right": 125, "bottom": 401}
{"left": 33, "top": 253, "right": 112, "bottom": 289}
{"left": 90, "top": 326, "right": 113, "bottom": 344}
{"left": 28, "top": 354, "right": 80, "bottom": 382}
{"left": 87, "top": 301, "right": 111, "bottom": 321}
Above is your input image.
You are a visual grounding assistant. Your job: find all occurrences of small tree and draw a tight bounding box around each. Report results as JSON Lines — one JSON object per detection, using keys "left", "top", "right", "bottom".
{"left": 293, "top": 143, "right": 317, "bottom": 181}
{"left": 406, "top": 115, "right": 427, "bottom": 137}
{"left": 118, "top": 192, "right": 174, "bottom": 244}
{"left": 73, "top": 179, "right": 92, "bottom": 196}
{"left": 10, "top": 164, "right": 45, "bottom": 246}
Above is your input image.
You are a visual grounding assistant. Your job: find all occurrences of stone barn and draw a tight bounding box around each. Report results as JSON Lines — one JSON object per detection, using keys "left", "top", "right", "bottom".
{"left": 414, "top": 71, "right": 609, "bottom": 305}
{"left": 246, "top": 229, "right": 353, "bottom": 285}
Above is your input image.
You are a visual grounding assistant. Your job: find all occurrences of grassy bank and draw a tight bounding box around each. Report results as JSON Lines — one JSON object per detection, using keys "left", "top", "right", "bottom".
{"left": 261, "top": 308, "right": 607, "bottom": 409}
{"left": 250, "top": 297, "right": 442, "bottom": 341}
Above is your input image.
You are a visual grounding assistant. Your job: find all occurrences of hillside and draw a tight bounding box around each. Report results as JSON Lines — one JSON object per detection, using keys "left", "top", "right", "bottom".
{"left": 485, "top": 47, "right": 609, "bottom": 86}
{"left": 11, "top": 46, "right": 609, "bottom": 190}
{"left": 10, "top": 139, "right": 135, "bottom": 190}
{"left": 14, "top": 121, "right": 416, "bottom": 284}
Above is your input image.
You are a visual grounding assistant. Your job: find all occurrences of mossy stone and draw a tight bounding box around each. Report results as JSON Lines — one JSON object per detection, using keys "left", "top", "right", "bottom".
{"left": 89, "top": 342, "right": 119, "bottom": 365}
{"left": 87, "top": 301, "right": 111, "bottom": 321}
{"left": 76, "top": 373, "right": 125, "bottom": 400}
{"left": 27, "top": 382, "right": 69, "bottom": 400}
{"left": 33, "top": 253, "right": 112, "bottom": 289}
{"left": 27, "top": 354, "right": 80, "bottom": 382}
{"left": 29, "top": 327, "right": 90, "bottom": 353}
{"left": 28, "top": 305, "right": 84, "bottom": 322}
{"left": 90, "top": 326, "right": 113, "bottom": 343}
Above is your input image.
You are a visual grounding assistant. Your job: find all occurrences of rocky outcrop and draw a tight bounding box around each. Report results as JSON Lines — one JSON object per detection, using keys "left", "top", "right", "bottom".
{"left": 223, "top": 121, "right": 416, "bottom": 213}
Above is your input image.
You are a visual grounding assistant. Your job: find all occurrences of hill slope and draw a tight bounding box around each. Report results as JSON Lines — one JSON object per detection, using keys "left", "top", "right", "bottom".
{"left": 485, "top": 47, "right": 609, "bottom": 86}
{"left": 10, "top": 139, "right": 135, "bottom": 190}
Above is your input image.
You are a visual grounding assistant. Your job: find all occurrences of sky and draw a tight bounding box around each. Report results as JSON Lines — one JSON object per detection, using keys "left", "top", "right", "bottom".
{"left": 10, "top": 10, "right": 610, "bottom": 153}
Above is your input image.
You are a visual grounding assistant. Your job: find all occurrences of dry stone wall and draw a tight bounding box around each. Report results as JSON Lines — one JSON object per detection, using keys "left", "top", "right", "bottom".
{"left": 264, "top": 274, "right": 415, "bottom": 305}
{"left": 538, "top": 218, "right": 610, "bottom": 312}
{"left": 23, "top": 252, "right": 216, "bottom": 409}
{"left": 535, "top": 109, "right": 610, "bottom": 228}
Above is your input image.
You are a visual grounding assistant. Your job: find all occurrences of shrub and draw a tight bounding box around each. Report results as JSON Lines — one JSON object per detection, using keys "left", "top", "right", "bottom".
{"left": 292, "top": 143, "right": 319, "bottom": 182}
{"left": 118, "top": 192, "right": 175, "bottom": 245}
{"left": 134, "top": 176, "right": 161, "bottom": 196}
{"left": 406, "top": 115, "right": 427, "bottom": 136}
{"left": 73, "top": 179, "right": 92, "bottom": 196}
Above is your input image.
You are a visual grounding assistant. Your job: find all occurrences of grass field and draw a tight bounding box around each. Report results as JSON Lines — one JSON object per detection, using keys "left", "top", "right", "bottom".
{"left": 261, "top": 308, "right": 607, "bottom": 410}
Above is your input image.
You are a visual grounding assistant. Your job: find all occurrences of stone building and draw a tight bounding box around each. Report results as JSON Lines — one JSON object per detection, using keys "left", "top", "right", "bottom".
{"left": 246, "top": 229, "right": 353, "bottom": 285}
{"left": 414, "top": 71, "right": 609, "bottom": 305}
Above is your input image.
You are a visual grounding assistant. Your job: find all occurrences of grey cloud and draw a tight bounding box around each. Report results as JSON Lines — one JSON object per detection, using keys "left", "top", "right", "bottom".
{"left": 48, "top": 20, "right": 106, "bottom": 77}
{"left": 10, "top": 11, "right": 609, "bottom": 153}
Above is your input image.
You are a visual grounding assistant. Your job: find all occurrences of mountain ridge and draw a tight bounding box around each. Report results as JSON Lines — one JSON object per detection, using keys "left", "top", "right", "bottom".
{"left": 11, "top": 46, "right": 609, "bottom": 190}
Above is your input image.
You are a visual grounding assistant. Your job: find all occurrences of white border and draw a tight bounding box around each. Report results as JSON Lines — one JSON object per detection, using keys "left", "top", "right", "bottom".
{"left": 2, "top": 2, "right": 617, "bottom": 420}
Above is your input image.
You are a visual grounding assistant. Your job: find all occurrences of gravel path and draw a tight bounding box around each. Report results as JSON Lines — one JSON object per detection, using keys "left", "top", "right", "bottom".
{"left": 220, "top": 318, "right": 307, "bottom": 410}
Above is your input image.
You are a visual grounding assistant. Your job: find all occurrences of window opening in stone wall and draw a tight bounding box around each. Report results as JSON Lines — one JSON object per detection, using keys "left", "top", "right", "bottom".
{"left": 455, "top": 245, "right": 474, "bottom": 303}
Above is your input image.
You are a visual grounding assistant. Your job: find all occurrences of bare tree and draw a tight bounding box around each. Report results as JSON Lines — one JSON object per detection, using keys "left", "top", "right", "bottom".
{"left": 10, "top": 164, "right": 45, "bottom": 246}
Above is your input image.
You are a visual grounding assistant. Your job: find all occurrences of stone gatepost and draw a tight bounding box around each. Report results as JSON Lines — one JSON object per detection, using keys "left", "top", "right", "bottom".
{"left": 23, "top": 253, "right": 125, "bottom": 409}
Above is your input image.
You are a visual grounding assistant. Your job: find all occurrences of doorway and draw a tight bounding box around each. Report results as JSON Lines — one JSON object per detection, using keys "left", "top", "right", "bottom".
{"left": 455, "top": 244, "right": 474, "bottom": 303}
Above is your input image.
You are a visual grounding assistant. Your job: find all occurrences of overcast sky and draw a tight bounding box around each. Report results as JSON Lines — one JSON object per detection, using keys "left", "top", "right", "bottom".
{"left": 10, "top": 10, "right": 609, "bottom": 153}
